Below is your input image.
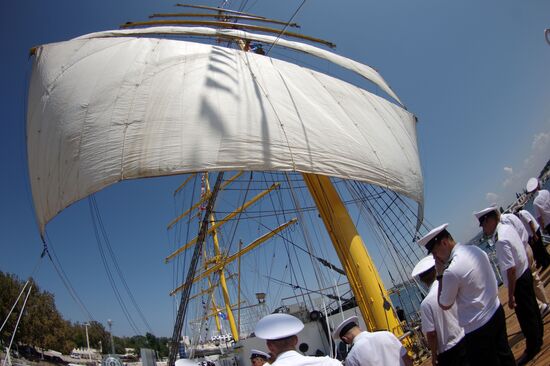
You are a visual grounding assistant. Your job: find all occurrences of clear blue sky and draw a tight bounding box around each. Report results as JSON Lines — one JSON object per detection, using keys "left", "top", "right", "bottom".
{"left": 1, "top": 0, "right": 549, "bottom": 337}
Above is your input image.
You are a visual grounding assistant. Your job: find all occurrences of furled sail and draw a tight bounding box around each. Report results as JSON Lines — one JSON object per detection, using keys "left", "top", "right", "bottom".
{"left": 27, "top": 35, "right": 423, "bottom": 235}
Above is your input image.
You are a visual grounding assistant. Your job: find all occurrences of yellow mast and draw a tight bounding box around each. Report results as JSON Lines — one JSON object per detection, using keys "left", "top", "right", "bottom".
{"left": 206, "top": 275, "right": 222, "bottom": 332}
{"left": 171, "top": 218, "right": 298, "bottom": 293}
{"left": 302, "top": 173, "right": 403, "bottom": 335}
{"left": 167, "top": 171, "right": 243, "bottom": 230}
{"left": 165, "top": 182, "right": 280, "bottom": 263}
{"left": 203, "top": 173, "right": 240, "bottom": 342}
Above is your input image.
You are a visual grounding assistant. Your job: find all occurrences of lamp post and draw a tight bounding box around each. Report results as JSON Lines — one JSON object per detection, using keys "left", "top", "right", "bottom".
{"left": 84, "top": 323, "right": 92, "bottom": 360}
{"left": 107, "top": 319, "right": 115, "bottom": 355}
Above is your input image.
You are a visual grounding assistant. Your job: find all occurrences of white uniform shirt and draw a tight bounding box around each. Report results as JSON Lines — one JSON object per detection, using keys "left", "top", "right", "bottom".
{"left": 494, "top": 223, "right": 528, "bottom": 287}
{"left": 500, "top": 213, "right": 529, "bottom": 247}
{"left": 344, "top": 331, "right": 407, "bottom": 366}
{"left": 439, "top": 244, "right": 500, "bottom": 334}
{"left": 517, "top": 209, "right": 540, "bottom": 237}
{"left": 420, "top": 282, "right": 465, "bottom": 353}
{"left": 272, "top": 350, "right": 341, "bottom": 366}
{"left": 533, "top": 189, "right": 550, "bottom": 227}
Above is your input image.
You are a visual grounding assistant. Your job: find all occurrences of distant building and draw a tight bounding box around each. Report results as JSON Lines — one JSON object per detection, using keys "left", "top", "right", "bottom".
{"left": 70, "top": 347, "right": 101, "bottom": 360}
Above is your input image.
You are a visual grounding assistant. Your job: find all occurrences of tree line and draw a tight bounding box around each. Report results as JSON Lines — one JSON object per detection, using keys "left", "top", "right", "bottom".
{"left": 0, "top": 271, "right": 169, "bottom": 358}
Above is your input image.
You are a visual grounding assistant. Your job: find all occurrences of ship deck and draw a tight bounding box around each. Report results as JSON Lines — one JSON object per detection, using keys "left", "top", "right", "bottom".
{"left": 420, "top": 265, "right": 550, "bottom": 365}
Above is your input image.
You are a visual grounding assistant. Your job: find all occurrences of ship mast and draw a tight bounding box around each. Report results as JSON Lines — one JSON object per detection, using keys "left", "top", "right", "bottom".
{"left": 220, "top": 7, "right": 404, "bottom": 336}
{"left": 203, "top": 172, "right": 240, "bottom": 341}
{"left": 168, "top": 172, "right": 225, "bottom": 366}
{"left": 303, "top": 174, "right": 403, "bottom": 334}
{"left": 153, "top": 6, "right": 406, "bottom": 364}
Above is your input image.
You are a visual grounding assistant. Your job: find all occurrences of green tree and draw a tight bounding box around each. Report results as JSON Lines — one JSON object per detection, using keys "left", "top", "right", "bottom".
{"left": 1, "top": 272, "right": 77, "bottom": 354}
{"left": 0, "top": 272, "right": 25, "bottom": 347}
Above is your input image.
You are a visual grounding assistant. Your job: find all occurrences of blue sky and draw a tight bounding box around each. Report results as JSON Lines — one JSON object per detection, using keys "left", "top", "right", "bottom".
{"left": 1, "top": 0, "right": 549, "bottom": 337}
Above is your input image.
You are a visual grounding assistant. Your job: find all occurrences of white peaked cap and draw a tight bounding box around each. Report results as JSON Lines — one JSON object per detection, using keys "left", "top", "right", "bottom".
{"left": 473, "top": 206, "right": 499, "bottom": 220}
{"left": 411, "top": 256, "right": 436, "bottom": 278}
{"left": 417, "top": 223, "right": 449, "bottom": 249}
{"left": 332, "top": 315, "right": 359, "bottom": 340}
{"left": 526, "top": 177, "right": 539, "bottom": 193}
{"left": 175, "top": 359, "right": 198, "bottom": 366}
{"left": 250, "top": 349, "right": 270, "bottom": 359}
{"left": 254, "top": 313, "right": 304, "bottom": 340}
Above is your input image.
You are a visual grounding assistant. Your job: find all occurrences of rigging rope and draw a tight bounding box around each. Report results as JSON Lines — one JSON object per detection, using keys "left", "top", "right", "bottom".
{"left": 89, "top": 198, "right": 142, "bottom": 335}
{"left": 265, "top": 0, "right": 307, "bottom": 56}
{"left": 272, "top": 174, "right": 312, "bottom": 309}
{"left": 285, "top": 172, "right": 331, "bottom": 306}
{"left": 43, "top": 235, "right": 95, "bottom": 321}
{"left": 90, "top": 196, "right": 154, "bottom": 333}
{"left": 345, "top": 181, "right": 425, "bottom": 318}
{"left": 222, "top": 172, "right": 254, "bottom": 260}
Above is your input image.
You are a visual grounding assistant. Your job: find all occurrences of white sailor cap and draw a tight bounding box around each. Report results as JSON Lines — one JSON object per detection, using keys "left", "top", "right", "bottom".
{"left": 474, "top": 206, "right": 499, "bottom": 225}
{"left": 332, "top": 315, "right": 359, "bottom": 340}
{"left": 250, "top": 349, "right": 270, "bottom": 359}
{"left": 417, "top": 223, "right": 449, "bottom": 253}
{"left": 526, "top": 177, "right": 539, "bottom": 193}
{"left": 175, "top": 359, "right": 198, "bottom": 366}
{"left": 411, "top": 256, "right": 436, "bottom": 278}
{"left": 254, "top": 313, "right": 304, "bottom": 340}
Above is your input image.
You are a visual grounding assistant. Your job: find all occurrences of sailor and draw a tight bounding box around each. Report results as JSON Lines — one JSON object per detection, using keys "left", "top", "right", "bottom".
{"left": 250, "top": 349, "right": 271, "bottom": 366}
{"left": 513, "top": 207, "right": 550, "bottom": 316}
{"left": 476, "top": 206, "right": 543, "bottom": 365}
{"left": 254, "top": 313, "right": 342, "bottom": 365}
{"left": 527, "top": 177, "right": 550, "bottom": 234}
{"left": 500, "top": 208, "right": 550, "bottom": 315}
{"left": 421, "top": 223, "right": 515, "bottom": 366}
{"left": 515, "top": 206, "right": 550, "bottom": 270}
{"left": 411, "top": 256, "right": 467, "bottom": 366}
{"left": 332, "top": 316, "right": 413, "bottom": 366}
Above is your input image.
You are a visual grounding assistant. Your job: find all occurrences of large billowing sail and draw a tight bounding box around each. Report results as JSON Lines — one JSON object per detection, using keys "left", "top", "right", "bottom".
{"left": 27, "top": 35, "right": 423, "bottom": 235}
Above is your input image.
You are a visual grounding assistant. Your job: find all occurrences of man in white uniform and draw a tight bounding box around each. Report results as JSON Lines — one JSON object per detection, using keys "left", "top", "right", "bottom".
{"left": 250, "top": 349, "right": 270, "bottom": 366}
{"left": 412, "top": 256, "right": 467, "bottom": 366}
{"left": 423, "top": 223, "right": 514, "bottom": 366}
{"left": 527, "top": 177, "right": 550, "bottom": 234}
{"left": 476, "top": 206, "right": 543, "bottom": 365}
{"left": 254, "top": 313, "right": 342, "bottom": 366}
{"left": 332, "top": 316, "right": 412, "bottom": 366}
{"left": 501, "top": 209, "right": 550, "bottom": 314}
{"left": 514, "top": 207, "right": 550, "bottom": 317}
{"left": 516, "top": 207, "right": 550, "bottom": 269}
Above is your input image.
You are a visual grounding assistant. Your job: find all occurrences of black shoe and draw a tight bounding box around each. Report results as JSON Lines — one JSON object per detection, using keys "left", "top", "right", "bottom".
{"left": 517, "top": 350, "right": 540, "bottom": 366}
{"left": 517, "top": 353, "right": 533, "bottom": 366}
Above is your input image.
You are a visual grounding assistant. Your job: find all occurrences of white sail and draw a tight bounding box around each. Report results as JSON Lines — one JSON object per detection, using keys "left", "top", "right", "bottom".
{"left": 27, "top": 36, "right": 423, "bottom": 235}
{"left": 75, "top": 26, "right": 403, "bottom": 105}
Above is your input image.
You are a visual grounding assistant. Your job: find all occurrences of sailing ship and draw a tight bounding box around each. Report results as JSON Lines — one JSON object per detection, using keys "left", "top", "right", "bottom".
{"left": 24, "top": 3, "right": 431, "bottom": 365}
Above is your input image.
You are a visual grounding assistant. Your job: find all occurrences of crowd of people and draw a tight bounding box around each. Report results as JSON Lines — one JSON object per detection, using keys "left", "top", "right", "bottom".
{"left": 249, "top": 177, "right": 550, "bottom": 366}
